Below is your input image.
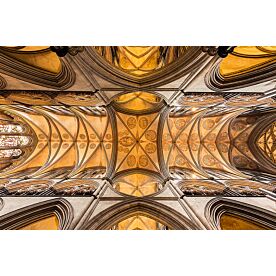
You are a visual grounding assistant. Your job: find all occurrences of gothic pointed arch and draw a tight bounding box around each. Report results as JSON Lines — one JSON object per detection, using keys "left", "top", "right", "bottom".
{"left": 75, "top": 46, "right": 208, "bottom": 89}
{"left": 83, "top": 198, "right": 199, "bottom": 230}
{"left": 205, "top": 197, "right": 276, "bottom": 230}
{"left": 0, "top": 198, "right": 73, "bottom": 230}
{"left": 248, "top": 113, "right": 276, "bottom": 175}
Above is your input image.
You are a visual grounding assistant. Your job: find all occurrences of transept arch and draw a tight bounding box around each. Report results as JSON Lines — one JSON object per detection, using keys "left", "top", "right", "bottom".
{"left": 75, "top": 46, "right": 209, "bottom": 89}
{"left": 83, "top": 198, "right": 199, "bottom": 230}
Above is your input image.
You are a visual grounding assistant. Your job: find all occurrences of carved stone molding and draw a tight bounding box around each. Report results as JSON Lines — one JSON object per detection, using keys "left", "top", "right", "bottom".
{"left": 50, "top": 46, "right": 84, "bottom": 57}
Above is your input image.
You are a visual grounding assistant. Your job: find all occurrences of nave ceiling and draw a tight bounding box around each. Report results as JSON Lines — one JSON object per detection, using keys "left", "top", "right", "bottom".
{"left": 0, "top": 46, "right": 275, "bottom": 199}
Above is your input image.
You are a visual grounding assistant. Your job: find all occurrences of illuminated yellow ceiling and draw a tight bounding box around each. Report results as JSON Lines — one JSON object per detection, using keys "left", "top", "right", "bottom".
{"left": 0, "top": 103, "right": 274, "bottom": 189}
{"left": 0, "top": 46, "right": 275, "bottom": 202}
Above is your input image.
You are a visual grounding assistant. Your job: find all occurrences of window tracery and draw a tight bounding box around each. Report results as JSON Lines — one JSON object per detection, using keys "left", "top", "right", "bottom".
{"left": 257, "top": 121, "right": 276, "bottom": 164}
{"left": 0, "top": 113, "right": 34, "bottom": 167}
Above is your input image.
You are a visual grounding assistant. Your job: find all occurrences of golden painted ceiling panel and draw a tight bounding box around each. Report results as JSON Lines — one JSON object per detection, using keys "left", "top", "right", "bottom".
{"left": 114, "top": 110, "right": 160, "bottom": 175}
{"left": 162, "top": 108, "right": 249, "bottom": 178}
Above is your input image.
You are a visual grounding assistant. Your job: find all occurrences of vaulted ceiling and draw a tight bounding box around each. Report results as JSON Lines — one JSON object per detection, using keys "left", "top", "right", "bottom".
{"left": 0, "top": 46, "right": 275, "bottom": 197}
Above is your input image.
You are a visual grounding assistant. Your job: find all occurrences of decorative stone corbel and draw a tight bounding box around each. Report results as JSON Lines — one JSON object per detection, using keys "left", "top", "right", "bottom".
{"left": 50, "top": 46, "right": 84, "bottom": 57}
{"left": 201, "top": 46, "right": 236, "bottom": 58}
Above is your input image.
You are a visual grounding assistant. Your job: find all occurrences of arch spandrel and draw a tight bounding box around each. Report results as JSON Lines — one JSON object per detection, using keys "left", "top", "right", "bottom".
{"left": 0, "top": 46, "right": 61, "bottom": 74}
{"left": 0, "top": 198, "right": 73, "bottom": 230}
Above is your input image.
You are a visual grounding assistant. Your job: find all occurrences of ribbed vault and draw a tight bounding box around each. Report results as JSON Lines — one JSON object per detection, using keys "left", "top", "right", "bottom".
{"left": 0, "top": 46, "right": 275, "bottom": 199}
